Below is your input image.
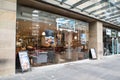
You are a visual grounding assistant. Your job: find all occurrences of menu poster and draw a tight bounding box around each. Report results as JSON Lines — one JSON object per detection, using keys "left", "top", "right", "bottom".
{"left": 90, "top": 48, "right": 97, "bottom": 59}
{"left": 18, "top": 51, "right": 31, "bottom": 72}
{"left": 80, "top": 33, "right": 86, "bottom": 44}
{"left": 45, "top": 30, "right": 54, "bottom": 45}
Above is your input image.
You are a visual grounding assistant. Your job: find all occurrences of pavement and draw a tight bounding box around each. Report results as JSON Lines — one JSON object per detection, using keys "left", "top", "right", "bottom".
{"left": 0, "top": 54, "right": 120, "bottom": 80}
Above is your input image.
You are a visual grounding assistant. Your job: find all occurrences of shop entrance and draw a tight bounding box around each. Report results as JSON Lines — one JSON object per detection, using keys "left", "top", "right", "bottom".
{"left": 103, "top": 36, "right": 112, "bottom": 55}
{"left": 103, "top": 28, "right": 119, "bottom": 56}
{"left": 118, "top": 38, "right": 120, "bottom": 54}
{"left": 112, "top": 38, "right": 118, "bottom": 54}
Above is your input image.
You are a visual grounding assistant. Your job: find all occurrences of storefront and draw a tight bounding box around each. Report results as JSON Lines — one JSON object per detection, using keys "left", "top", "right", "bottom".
{"left": 16, "top": 6, "right": 89, "bottom": 70}
{"left": 103, "top": 27, "right": 120, "bottom": 56}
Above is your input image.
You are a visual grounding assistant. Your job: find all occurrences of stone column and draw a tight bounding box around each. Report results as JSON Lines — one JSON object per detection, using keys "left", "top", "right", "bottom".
{"left": 89, "top": 21, "right": 103, "bottom": 59}
{"left": 0, "top": 0, "right": 16, "bottom": 76}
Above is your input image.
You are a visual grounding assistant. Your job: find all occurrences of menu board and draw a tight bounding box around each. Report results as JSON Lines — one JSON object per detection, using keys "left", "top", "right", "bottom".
{"left": 90, "top": 48, "right": 97, "bottom": 59}
{"left": 45, "top": 30, "right": 54, "bottom": 45}
{"left": 18, "top": 51, "right": 31, "bottom": 72}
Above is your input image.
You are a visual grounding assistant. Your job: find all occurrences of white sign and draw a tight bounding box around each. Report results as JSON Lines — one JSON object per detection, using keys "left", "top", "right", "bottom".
{"left": 106, "top": 29, "right": 111, "bottom": 36}
{"left": 56, "top": 18, "right": 75, "bottom": 32}
{"left": 19, "top": 51, "right": 30, "bottom": 72}
{"left": 118, "top": 32, "right": 120, "bottom": 37}
{"left": 90, "top": 48, "right": 97, "bottom": 59}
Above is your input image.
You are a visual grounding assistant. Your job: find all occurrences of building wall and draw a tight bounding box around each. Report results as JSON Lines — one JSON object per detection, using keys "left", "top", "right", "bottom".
{"left": 89, "top": 21, "right": 103, "bottom": 59}
{"left": 0, "top": 0, "right": 16, "bottom": 76}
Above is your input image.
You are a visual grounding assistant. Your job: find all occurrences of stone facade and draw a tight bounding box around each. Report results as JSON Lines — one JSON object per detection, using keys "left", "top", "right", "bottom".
{"left": 0, "top": 0, "right": 16, "bottom": 76}
{"left": 89, "top": 21, "right": 103, "bottom": 59}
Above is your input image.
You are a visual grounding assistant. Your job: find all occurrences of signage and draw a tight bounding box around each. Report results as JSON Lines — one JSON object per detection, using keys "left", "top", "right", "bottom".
{"left": 118, "top": 32, "right": 120, "bottom": 37}
{"left": 45, "top": 30, "right": 54, "bottom": 45}
{"left": 19, "top": 51, "right": 31, "bottom": 72}
{"left": 56, "top": 18, "right": 75, "bottom": 32}
{"left": 111, "top": 31, "right": 116, "bottom": 37}
{"left": 90, "top": 48, "right": 97, "bottom": 59}
{"left": 81, "top": 33, "right": 86, "bottom": 44}
{"left": 106, "top": 29, "right": 111, "bottom": 36}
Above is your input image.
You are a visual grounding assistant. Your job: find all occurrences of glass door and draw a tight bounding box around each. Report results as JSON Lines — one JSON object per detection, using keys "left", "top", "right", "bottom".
{"left": 112, "top": 38, "right": 119, "bottom": 54}
{"left": 118, "top": 38, "right": 120, "bottom": 54}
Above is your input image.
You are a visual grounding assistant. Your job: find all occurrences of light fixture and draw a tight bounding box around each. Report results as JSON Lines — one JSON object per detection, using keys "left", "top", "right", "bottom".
{"left": 49, "top": 24, "right": 51, "bottom": 26}
{"left": 32, "top": 14, "right": 39, "bottom": 17}
{"left": 68, "top": 30, "right": 71, "bottom": 32}
{"left": 74, "top": 36, "right": 77, "bottom": 40}
{"left": 60, "top": 28, "right": 63, "bottom": 31}
{"left": 33, "top": 10, "right": 39, "bottom": 13}
{"left": 42, "top": 32, "right": 46, "bottom": 36}
{"left": 36, "top": 24, "right": 39, "bottom": 27}
{"left": 75, "top": 31, "right": 78, "bottom": 33}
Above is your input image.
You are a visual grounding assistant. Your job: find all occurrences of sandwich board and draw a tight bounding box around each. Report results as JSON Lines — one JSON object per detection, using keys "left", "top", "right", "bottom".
{"left": 18, "top": 51, "right": 31, "bottom": 72}
{"left": 89, "top": 48, "right": 97, "bottom": 59}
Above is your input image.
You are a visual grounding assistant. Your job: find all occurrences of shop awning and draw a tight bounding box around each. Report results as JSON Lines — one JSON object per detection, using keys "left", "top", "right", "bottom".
{"left": 39, "top": 0, "right": 120, "bottom": 27}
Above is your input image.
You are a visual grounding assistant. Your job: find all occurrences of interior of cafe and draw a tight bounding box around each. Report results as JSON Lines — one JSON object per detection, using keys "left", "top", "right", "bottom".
{"left": 16, "top": 6, "right": 89, "bottom": 69}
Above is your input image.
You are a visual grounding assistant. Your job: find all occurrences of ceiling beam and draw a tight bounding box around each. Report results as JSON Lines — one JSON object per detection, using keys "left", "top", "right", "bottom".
{"left": 109, "top": 17, "right": 120, "bottom": 22}
{"left": 105, "top": 15, "right": 120, "bottom": 21}
{"left": 60, "top": 0, "right": 67, "bottom": 5}
{"left": 110, "top": 19, "right": 117, "bottom": 22}
{"left": 110, "top": 2, "right": 120, "bottom": 10}
{"left": 95, "top": 7, "right": 118, "bottom": 17}
{"left": 71, "top": 0, "right": 89, "bottom": 9}
{"left": 89, "top": 1, "right": 120, "bottom": 14}
{"left": 113, "top": 21, "right": 118, "bottom": 23}
{"left": 100, "top": 11, "right": 120, "bottom": 19}
{"left": 113, "top": 21, "right": 120, "bottom": 24}
{"left": 110, "top": 20, "right": 120, "bottom": 26}
{"left": 116, "top": 23, "right": 120, "bottom": 25}
{"left": 81, "top": 0, "right": 105, "bottom": 11}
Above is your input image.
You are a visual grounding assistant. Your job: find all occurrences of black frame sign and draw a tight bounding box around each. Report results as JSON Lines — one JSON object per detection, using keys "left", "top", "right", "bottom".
{"left": 18, "top": 51, "right": 31, "bottom": 72}
{"left": 90, "top": 48, "right": 97, "bottom": 59}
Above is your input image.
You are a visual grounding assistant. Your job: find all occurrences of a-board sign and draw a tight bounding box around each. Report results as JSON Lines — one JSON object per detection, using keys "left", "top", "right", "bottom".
{"left": 18, "top": 51, "right": 31, "bottom": 72}
{"left": 90, "top": 48, "right": 97, "bottom": 59}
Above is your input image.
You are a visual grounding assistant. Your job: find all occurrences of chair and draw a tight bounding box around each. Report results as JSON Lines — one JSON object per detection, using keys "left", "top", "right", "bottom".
{"left": 32, "top": 52, "right": 48, "bottom": 64}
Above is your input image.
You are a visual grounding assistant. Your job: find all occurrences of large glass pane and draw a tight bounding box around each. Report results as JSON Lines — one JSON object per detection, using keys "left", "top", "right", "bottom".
{"left": 16, "top": 6, "right": 89, "bottom": 67}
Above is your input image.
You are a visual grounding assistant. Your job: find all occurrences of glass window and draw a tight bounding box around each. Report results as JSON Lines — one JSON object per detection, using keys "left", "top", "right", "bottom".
{"left": 16, "top": 6, "right": 89, "bottom": 67}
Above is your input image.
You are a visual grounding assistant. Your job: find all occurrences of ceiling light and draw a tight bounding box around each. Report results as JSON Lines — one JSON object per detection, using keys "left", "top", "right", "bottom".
{"left": 32, "top": 14, "right": 39, "bottom": 17}
{"left": 75, "top": 31, "right": 78, "bottom": 33}
{"left": 68, "top": 30, "right": 71, "bottom": 32}
{"left": 36, "top": 24, "right": 39, "bottom": 27}
{"left": 42, "top": 32, "right": 46, "bottom": 36}
{"left": 33, "top": 10, "right": 39, "bottom": 13}
{"left": 74, "top": 36, "right": 77, "bottom": 40}
{"left": 60, "top": 28, "right": 63, "bottom": 31}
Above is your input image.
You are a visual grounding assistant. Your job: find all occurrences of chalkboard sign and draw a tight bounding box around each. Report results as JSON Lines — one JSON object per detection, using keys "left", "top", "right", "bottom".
{"left": 18, "top": 51, "right": 31, "bottom": 72}
{"left": 89, "top": 48, "right": 97, "bottom": 59}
